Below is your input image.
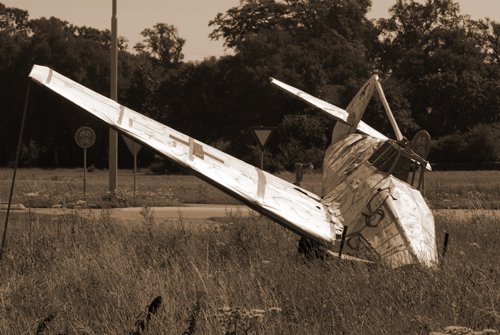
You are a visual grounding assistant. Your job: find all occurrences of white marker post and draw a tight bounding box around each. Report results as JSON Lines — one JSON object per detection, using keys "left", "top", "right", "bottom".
{"left": 250, "top": 126, "right": 276, "bottom": 170}
{"left": 122, "top": 135, "right": 142, "bottom": 194}
{"left": 75, "top": 127, "right": 96, "bottom": 195}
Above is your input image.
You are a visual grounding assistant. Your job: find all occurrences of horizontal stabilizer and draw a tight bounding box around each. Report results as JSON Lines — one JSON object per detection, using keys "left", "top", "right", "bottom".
{"left": 270, "top": 77, "right": 388, "bottom": 140}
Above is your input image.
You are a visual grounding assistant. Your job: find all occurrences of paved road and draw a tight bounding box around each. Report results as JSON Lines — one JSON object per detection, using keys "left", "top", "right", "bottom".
{"left": 2, "top": 204, "right": 258, "bottom": 224}
{"left": 2, "top": 204, "right": 498, "bottom": 224}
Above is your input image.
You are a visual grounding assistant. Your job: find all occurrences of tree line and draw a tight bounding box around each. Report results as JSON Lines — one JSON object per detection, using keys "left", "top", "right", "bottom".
{"left": 0, "top": 0, "right": 499, "bottom": 171}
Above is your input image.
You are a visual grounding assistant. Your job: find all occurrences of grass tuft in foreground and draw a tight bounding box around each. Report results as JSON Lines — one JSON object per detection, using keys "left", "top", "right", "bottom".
{"left": 0, "top": 211, "right": 498, "bottom": 334}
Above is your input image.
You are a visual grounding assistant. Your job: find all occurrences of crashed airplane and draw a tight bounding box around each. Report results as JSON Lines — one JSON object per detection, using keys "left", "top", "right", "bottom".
{"left": 28, "top": 65, "right": 438, "bottom": 268}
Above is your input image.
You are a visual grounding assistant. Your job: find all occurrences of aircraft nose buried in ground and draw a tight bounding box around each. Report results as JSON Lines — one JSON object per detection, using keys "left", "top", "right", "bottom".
{"left": 382, "top": 181, "right": 438, "bottom": 267}
{"left": 28, "top": 65, "right": 438, "bottom": 268}
{"left": 320, "top": 133, "right": 438, "bottom": 268}
{"left": 334, "top": 184, "right": 436, "bottom": 268}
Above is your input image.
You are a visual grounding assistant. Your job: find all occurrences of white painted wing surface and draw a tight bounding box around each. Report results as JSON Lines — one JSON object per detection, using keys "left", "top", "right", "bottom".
{"left": 270, "top": 77, "right": 388, "bottom": 141}
{"left": 29, "top": 65, "right": 340, "bottom": 244}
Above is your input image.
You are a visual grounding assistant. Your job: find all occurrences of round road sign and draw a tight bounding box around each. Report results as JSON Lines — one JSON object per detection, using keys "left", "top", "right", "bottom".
{"left": 75, "top": 126, "right": 96, "bottom": 149}
{"left": 411, "top": 130, "right": 431, "bottom": 159}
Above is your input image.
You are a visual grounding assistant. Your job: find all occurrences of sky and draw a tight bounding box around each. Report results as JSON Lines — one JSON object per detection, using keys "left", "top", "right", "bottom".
{"left": 3, "top": 0, "right": 500, "bottom": 62}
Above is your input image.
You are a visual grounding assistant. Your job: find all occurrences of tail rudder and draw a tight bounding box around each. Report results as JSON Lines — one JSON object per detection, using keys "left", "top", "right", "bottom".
{"left": 332, "top": 75, "right": 377, "bottom": 142}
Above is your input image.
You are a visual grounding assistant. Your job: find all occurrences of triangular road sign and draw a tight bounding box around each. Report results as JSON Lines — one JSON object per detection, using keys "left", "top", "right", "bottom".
{"left": 122, "top": 135, "right": 142, "bottom": 156}
{"left": 250, "top": 126, "right": 277, "bottom": 149}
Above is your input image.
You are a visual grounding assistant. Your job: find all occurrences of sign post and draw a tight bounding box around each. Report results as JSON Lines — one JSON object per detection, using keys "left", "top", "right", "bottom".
{"left": 250, "top": 126, "right": 276, "bottom": 170}
{"left": 109, "top": 0, "right": 118, "bottom": 193}
{"left": 75, "top": 126, "right": 96, "bottom": 195}
{"left": 122, "top": 135, "right": 142, "bottom": 194}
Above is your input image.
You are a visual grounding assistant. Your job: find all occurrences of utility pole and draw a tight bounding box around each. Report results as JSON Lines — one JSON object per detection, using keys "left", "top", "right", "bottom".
{"left": 109, "top": 0, "right": 118, "bottom": 192}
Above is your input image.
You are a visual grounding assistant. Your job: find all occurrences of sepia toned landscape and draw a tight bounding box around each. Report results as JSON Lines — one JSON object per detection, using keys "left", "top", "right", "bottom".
{"left": 1, "top": 0, "right": 499, "bottom": 334}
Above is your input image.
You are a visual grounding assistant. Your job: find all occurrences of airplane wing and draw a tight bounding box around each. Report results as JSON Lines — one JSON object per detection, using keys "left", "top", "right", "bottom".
{"left": 28, "top": 65, "right": 342, "bottom": 245}
{"left": 270, "top": 77, "right": 388, "bottom": 141}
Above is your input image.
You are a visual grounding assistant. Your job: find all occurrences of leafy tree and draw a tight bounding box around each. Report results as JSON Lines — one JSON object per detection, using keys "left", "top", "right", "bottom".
{"left": 362, "top": 76, "right": 419, "bottom": 139}
{"left": 210, "top": 0, "right": 376, "bottom": 51}
{"left": 207, "top": 0, "right": 383, "bottom": 167}
{"left": 210, "top": 0, "right": 379, "bottom": 86}
{"left": 27, "top": 17, "right": 80, "bottom": 72}
{"left": 121, "top": 55, "right": 162, "bottom": 118}
{"left": 0, "top": 3, "right": 31, "bottom": 165}
{"left": 0, "top": 2, "right": 29, "bottom": 34}
{"left": 431, "top": 122, "right": 500, "bottom": 163}
{"left": 134, "top": 23, "right": 185, "bottom": 68}
{"left": 155, "top": 56, "right": 259, "bottom": 145}
{"left": 209, "top": 0, "right": 291, "bottom": 50}
{"left": 0, "top": 4, "right": 149, "bottom": 167}
{"left": 378, "top": 0, "right": 500, "bottom": 136}
{"left": 17, "top": 16, "right": 134, "bottom": 166}
{"left": 485, "top": 21, "right": 500, "bottom": 64}
{"left": 2, "top": 0, "right": 498, "bottom": 169}
{"left": 274, "top": 114, "right": 329, "bottom": 170}
{"left": 71, "top": 25, "right": 128, "bottom": 51}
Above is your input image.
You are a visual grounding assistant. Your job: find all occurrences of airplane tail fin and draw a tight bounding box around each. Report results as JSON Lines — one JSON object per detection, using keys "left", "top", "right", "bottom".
{"left": 331, "top": 75, "right": 377, "bottom": 142}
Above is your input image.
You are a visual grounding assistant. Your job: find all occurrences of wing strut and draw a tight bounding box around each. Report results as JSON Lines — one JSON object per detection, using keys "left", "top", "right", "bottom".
{"left": 374, "top": 76, "right": 403, "bottom": 141}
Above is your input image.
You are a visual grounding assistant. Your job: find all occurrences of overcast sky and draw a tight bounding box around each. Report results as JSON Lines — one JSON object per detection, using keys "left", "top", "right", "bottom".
{"left": 3, "top": 0, "right": 500, "bottom": 61}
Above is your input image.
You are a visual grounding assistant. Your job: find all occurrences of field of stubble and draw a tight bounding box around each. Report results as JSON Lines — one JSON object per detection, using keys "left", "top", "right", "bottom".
{"left": 0, "top": 169, "right": 499, "bottom": 334}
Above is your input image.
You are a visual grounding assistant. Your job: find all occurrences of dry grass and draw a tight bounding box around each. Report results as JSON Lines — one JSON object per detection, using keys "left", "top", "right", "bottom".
{"left": 0, "top": 208, "right": 498, "bottom": 334}
{"left": 0, "top": 168, "right": 234, "bottom": 208}
{"left": 1, "top": 169, "right": 499, "bottom": 209}
{"left": 424, "top": 171, "right": 500, "bottom": 210}
{"left": 0, "top": 168, "right": 497, "bottom": 333}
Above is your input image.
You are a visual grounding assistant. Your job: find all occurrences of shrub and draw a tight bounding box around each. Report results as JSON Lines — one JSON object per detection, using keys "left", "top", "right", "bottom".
{"left": 431, "top": 123, "right": 500, "bottom": 164}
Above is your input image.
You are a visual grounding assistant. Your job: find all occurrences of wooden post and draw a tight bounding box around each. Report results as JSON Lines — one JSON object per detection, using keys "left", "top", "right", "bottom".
{"left": 1, "top": 82, "right": 30, "bottom": 262}
{"left": 133, "top": 149, "right": 137, "bottom": 194}
{"left": 440, "top": 232, "right": 449, "bottom": 268}
{"left": 338, "top": 226, "right": 348, "bottom": 259}
{"left": 83, "top": 148, "right": 87, "bottom": 195}
{"left": 295, "top": 163, "right": 304, "bottom": 186}
{"left": 109, "top": 0, "right": 118, "bottom": 192}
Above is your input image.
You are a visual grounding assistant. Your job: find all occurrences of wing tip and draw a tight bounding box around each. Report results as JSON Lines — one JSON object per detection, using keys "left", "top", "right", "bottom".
{"left": 28, "top": 64, "right": 51, "bottom": 84}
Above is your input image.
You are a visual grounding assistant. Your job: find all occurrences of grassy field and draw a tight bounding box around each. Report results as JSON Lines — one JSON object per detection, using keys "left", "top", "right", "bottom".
{"left": 0, "top": 209, "right": 498, "bottom": 334}
{"left": 0, "top": 168, "right": 498, "bottom": 334}
{"left": 1, "top": 168, "right": 499, "bottom": 209}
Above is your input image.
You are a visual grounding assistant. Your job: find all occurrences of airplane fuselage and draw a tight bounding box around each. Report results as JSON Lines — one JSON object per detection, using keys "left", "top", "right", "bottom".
{"left": 321, "top": 133, "right": 438, "bottom": 268}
